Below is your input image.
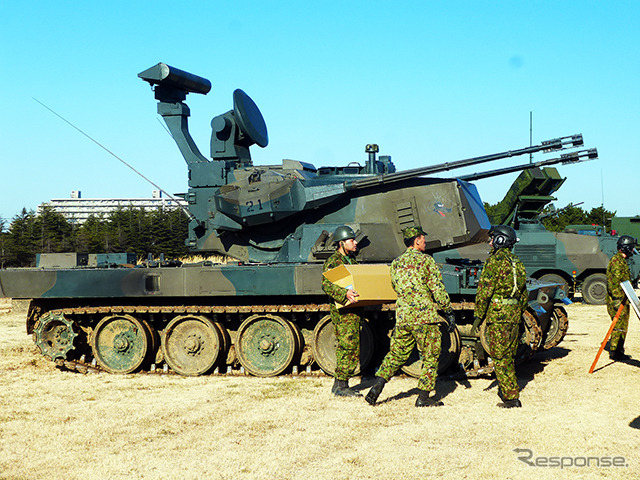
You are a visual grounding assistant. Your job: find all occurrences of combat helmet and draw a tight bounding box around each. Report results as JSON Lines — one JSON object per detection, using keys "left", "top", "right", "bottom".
{"left": 617, "top": 235, "right": 638, "bottom": 256}
{"left": 333, "top": 225, "right": 356, "bottom": 244}
{"left": 488, "top": 225, "right": 518, "bottom": 249}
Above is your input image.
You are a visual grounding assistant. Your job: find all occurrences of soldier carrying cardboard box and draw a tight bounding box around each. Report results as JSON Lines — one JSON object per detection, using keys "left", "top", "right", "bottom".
{"left": 322, "top": 226, "right": 363, "bottom": 397}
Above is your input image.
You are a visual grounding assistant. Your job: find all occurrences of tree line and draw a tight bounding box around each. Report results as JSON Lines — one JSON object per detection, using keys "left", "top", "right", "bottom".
{"left": 0, "top": 206, "right": 189, "bottom": 268}
{"left": 0, "top": 202, "right": 619, "bottom": 268}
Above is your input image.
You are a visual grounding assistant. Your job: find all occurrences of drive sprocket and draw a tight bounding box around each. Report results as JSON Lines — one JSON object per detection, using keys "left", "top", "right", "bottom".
{"left": 33, "top": 312, "right": 78, "bottom": 361}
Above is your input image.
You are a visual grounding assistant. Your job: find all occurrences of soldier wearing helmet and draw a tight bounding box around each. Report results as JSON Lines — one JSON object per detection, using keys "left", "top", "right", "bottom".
{"left": 321, "top": 225, "right": 363, "bottom": 397}
{"left": 472, "top": 225, "right": 528, "bottom": 408}
{"left": 365, "top": 225, "right": 455, "bottom": 408}
{"left": 606, "top": 235, "right": 638, "bottom": 360}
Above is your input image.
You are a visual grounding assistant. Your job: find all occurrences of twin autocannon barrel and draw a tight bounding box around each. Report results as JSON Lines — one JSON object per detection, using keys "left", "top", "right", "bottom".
{"left": 458, "top": 148, "right": 598, "bottom": 182}
{"left": 344, "top": 134, "right": 596, "bottom": 192}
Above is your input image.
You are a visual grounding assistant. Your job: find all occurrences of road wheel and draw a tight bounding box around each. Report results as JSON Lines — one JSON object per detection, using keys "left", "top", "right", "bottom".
{"left": 91, "top": 314, "right": 151, "bottom": 374}
{"left": 311, "top": 315, "right": 374, "bottom": 376}
{"left": 235, "top": 314, "right": 301, "bottom": 377}
{"left": 162, "top": 315, "right": 223, "bottom": 376}
{"left": 582, "top": 273, "right": 607, "bottom": 305}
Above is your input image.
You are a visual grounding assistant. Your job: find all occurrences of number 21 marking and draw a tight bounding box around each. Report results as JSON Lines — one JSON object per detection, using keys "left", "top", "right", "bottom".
{"left": 246, "top": 199, "right": 264, "bottom": 212}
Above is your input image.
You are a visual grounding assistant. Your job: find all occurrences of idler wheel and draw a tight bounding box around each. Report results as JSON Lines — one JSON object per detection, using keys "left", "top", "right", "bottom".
{"left": 311, "top": 314, "right": 374, "bottom": 376}
{"left": 33, "top": 312, "right": 78, "bottom": 361}
{"left": 480, "top": 311, "right": 542, "bottom": 365}
{"left": 542, "top": 306, "right": 569, "bottom": 350}
{"left": 91, "top": 314, "right": 151, "bottom": 374}
{"left": 401, "top": 321, "right": 461, "bottom": 377}
{"left": 162, "top": 315, "right": 224, "bottom": 376}
{"left": 235, "top": 314, "right": 301, "bottom": 377}
{"left": 516, "top": 311, "right": 543, "bottom": 363}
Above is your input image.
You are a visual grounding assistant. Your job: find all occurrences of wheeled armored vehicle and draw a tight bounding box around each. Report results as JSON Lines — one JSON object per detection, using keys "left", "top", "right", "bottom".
{"left": 434, "top": 167, "right": 639, "bottom": 305}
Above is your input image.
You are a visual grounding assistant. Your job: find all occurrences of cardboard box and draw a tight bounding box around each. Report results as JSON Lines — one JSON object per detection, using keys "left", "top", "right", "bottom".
{"left": 323, "top": 264, "right": 397, "bottom": 308}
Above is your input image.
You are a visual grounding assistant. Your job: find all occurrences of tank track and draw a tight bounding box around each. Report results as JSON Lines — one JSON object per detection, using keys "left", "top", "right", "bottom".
{"left": 53, "top": 356, "right": 498, "bottom": 378}
{"left": 31, "top": 302, "right": 379, "bottom": 377}
{"left": 28, "top": 301, "right": 544, "bottom": 379}
{"left": 41, "top": 298, "right": 337, "bottom": 375}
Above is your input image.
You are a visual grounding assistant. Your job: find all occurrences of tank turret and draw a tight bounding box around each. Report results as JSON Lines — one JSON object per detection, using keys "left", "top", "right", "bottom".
{"left": 139, "top": 63, "right": 596, "bottom": 263}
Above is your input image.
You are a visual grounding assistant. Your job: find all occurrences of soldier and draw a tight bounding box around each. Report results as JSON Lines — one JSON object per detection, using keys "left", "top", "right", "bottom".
{"left": 606, "top": 235, "right": 638, "bottom": 361}
{"left": 322, "top": 225, "right": 363, "bottom": 397}
{"left": 365, "top": 226, "right": 455, "bottom": 407}
{"left": 471, "top": 225, "right": 527, "bottom": 408}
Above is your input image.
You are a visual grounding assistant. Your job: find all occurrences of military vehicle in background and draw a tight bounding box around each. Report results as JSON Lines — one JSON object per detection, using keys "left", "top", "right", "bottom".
{"left": 0, "top": 63, "right": 596, "bottom": 378}
{"left": 611, "top": 216, "right": 640, "bottom": 239}
{"left": 434, "top": 167, "right": 640, "bottom": 305}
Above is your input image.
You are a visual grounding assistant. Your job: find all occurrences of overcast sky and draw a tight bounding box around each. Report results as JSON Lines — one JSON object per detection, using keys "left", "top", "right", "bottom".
{"left": 2, "top": 1, "right": 638, "bottom": 224}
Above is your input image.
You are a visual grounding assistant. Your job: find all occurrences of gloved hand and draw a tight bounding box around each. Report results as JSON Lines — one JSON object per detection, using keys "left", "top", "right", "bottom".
{"left": 444, "top": 311, "right": 456, "bottom": 333}
{"left": 470, "top": 316, "right": 483, "bottom": 336}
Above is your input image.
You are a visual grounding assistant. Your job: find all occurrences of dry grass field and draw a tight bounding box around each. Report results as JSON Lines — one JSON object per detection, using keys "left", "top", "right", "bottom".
{"left": 1, "top": 300, "right": 639, "bottom": 480}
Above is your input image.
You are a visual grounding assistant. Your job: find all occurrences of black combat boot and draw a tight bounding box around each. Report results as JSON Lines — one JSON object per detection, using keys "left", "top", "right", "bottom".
{"left": 415, "top": 390, "right": 444, "bottom": 407}
{"left": 332, "top": 378, "right": 362, "bottom": 397}
{"left": 365, "top": 376, "right": 386, "bottom": 405}
{"left": 497, "top": 398, "right": 522, "bottom": 408}
{"left": 610, "top": 343, "right": 631, "bottom": 361}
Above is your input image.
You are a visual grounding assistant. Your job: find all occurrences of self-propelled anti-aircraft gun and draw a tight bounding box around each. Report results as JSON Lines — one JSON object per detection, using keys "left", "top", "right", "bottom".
{"left": 0, "top": 63, "right": 596, "bottom": 379}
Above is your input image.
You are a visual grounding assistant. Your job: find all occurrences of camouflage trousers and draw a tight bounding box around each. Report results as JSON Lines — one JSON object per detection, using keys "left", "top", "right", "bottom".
{"left": 376, "top": 323, "right": 441, "bottom": 392}
{"left": 331, "top": 309, "right": 361, "bottom": 381}
{"left": 607, "top": 302, "right": 630, "bottom": 351}
{"left": 485, "top": 321, "right": 520, "bottom": 401}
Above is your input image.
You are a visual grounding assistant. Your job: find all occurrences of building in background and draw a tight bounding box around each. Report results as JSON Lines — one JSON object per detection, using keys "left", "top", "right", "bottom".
{"left": 38, "top": 190, "right": 187, "bottom": 224}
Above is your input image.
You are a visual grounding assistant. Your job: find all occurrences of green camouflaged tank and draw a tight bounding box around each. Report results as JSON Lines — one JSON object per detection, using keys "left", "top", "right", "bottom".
{"left": 0, "top": 63, "right": 592, "bottom": 378}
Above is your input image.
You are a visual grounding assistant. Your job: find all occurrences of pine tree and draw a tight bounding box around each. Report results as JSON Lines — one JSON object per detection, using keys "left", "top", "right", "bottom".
{"left": 6, "top": 208, "right": 38, "bottom": 266}
{"left": 76, "top": 214, "right": 110, "bottom": 253}
{"left": 32, "top": 206, "right": 74, "bottom": 253}
{"left": 585, "top": 206, "right": 616, "bottom": 232}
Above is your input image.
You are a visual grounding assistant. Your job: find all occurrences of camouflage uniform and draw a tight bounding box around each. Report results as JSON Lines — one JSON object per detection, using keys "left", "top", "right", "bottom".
{"left": 322, "top": 250, "right": 361, "bottom": 381}
{"left": 606, "top": 251, "right": 631, "bottom": 351}
{"left": 474, "top": 248, "right": 527, "bottom": 401}
{"left": 376, "top": 247, "right": 453, "bottom": 392}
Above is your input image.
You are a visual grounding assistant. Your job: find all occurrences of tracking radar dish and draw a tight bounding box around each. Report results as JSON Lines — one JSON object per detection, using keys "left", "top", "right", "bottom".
{"left": 233, "top": 89, "right": 268, "bottom": 148}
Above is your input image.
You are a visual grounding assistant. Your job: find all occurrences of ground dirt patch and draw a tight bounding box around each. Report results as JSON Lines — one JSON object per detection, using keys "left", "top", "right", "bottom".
{"left": 1, "top": 301, "right": 639, "bottom": 479}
